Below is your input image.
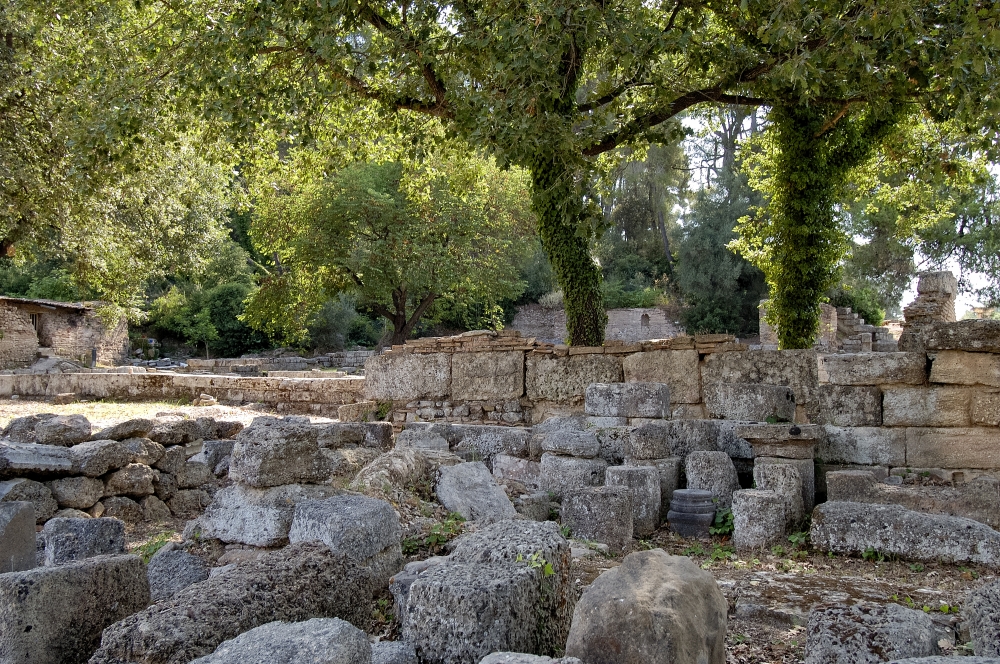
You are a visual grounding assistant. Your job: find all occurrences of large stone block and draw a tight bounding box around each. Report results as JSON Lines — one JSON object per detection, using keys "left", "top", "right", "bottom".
{"left": 965, "top": 579, "right": 1000, "bottom": 657}
{"left": 229, "top": 436, "right": 331, "bottom": 488}
{"left": 971, "top": 391, "right": 1000, "bottom": 426}
{"left": 810, "top": 501, "right": 1000, "bottom": 566}
{"left": 804, "top": 602, "right": 940, "bottom": 664}
{"left": 0, "top": 478, "right": 58, "bottom": 523}
{"left": 561, "top": 486, "right": 633, "bottom": 553}
{"left": 91, "top": 418, "right": 156, "bottom": 442}
{"left": 35, "top": 414, "right": 92, "bottom": 446}
{"left": 452, "top": 426, "right": 531, "bottom": 468}
{"left": 0, "top": 442, "right": 73, "bottom": 479}
{"left": 539, "top": 453, "right": 607, "bottom": 499}
{"left": 814, "top": 385, "right": 882, "bottom": 426}
{"left": 924, "top": 319, "right": 1000, "bottom": 353}
{"left": 930, "top": 350, "right": 1000, "bottom": 387}
{"left": 526, "top": 354, "right": 623, "bottom": 403}
{"left": 451, "top": 351, "right": 525, "bottom": 401}
{"left": 593, "top": 426, "right": 632, "bottom": 465}
{"left": 704, "top": 383, "right": 796, "bottom": 422}
{"left": 626, "top": 420, "right": 718, "bottom": 460}
{"left": 480, "top": 655, "right": 581, "bottom": 664}
{"left": 103, "top": 463, "right": 157, "bottom": 497}
{"left": 883, "top": 386, "right": 973, "bottom": 427}
{"left": 819, "top": 352, "right": 927, "bottom": 386}
{"left": 2, "top": 413, "right": 55, "bottom": 443}
{"left": 702, "top": 349, "right": 820, "bottom": 414}
{"left": 564, "top": 550, "right": 727, "bottom": 664}
{"left": 732, "top": 489, "right": 786, "bottom": 550}
{"left": 817, "top": 426, "right": 906, "bottom": 466}
{"left": 41, "top": 516, "right": 126, "bottom": 565}
{"left": 624, "top": 456, "right": 681, "bottom": 522}
{"left": 0, "top": 501, "right": 36, "bottom": 572}
{"left": 69, "top": 440, "right": 132, "bottom": 477}
{"left": 436, "top": 462, "right": 518, "bottom": 524}
{"left": 605, "top": 465, "right": 660, "bottom": 537}
{"left": 287, "top": 494, "right": 402, "bottom": 563}
{"left": 364, "top": 352, "right": 451, "bottom": 400}
{"left": 147, "top": 547, "right": 209, "bottom": 601}
{"left": 492, "top": 454, "right": 541, "bottom": 488}
{"left": 685, "top": 451, "right": 739, "bottom": 510}
{"left": 199, "top": 483, "right": 340, "bottom": 546}
{"left": 584, "top": 382, "right": 670, "bottom": 418}
{"left": 757, "top": 456, "right": 816, "bottom": 512}
{"left": 540, "top": 430, "right": 600, "bottom": 458}
{"left": 0, "top": 554, "right": 150, "bottom": 664}
{"left": 904, "top": 427, "right": 1000, "bottom": 469}
{"left": 753, "top": 463, "right": 803, "bottom": 527}
{"left": 189, "top": 618, "right": 370, "bottom": 664}
{"left": 621, "top": 349, "right": 701, "bottom": 403}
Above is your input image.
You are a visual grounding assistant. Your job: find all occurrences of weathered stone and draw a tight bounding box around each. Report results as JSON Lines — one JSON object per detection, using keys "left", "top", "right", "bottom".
{"left": 350, "top": 448, "right": 463, "bottom": 501}
{"left": 924, "top": 319, "right": 1000, "bottom": 353}
{"left": 887, "top": 658, "right": 998, "bottom": 664}
{"left": 971, "top": 391, "right": 1000, "bottom": 426}
{"left": 904, "top": 427, "right": 1000, "bottom": 469}
{"left": 436, "top": 462, "right": 518, "bottom": 524}
{"left": 90, "top": 543, "right": 376, "bottom": 664}
{"left": 201, "top": 439, "right": 236, "bottom": 470}
{"left": 153, "top": 471, "right": 177, "bottom": 501}
{"left": 817, "top": 426, "right": 906, "bottom": 466}
{"left": 104, "top": 463, "right": 157, "bottom": 497}
{"left": 804, "top": 602, "right": 940, "bottom": 664}
{"left": 177, "top": 460, "right": 213, "bottom": 489}
{"left": 2, "top": 413, "right": 56, "bottom": 443}
{"left": 965, "top": 579, "right": 1000, "bottom": 657}
{"left": 372, "top": 641, "right": 418, "bottom": 664}
{"left": 154, "top": 444, "right": 187, "bottom": 475}
{"left": 626, "top": 420, "right": 719, "bottom": 460}
{"left": 53, "top": 508, "right": 91, "bottom": 519}
{"left": 592, "top": 426, "right": 631, "bottom": 465}
{"left": 685, "top": 451, "right": 740, "bottom": 510}
{"left": 753, "top": 463, "right": 803, "bottom": 527}
{"left": 35, "top": 414, "right": 92, "bottom": 446}
{"left": 452, "top": 351, "right": 525, "bottom": 401}
{"left": 167, "top": 489, "right": 212, "bottom": 517}
{"left": 229, "top": 433, "right": 332, "bottom": 488}
{"left": 564, "top": 549, "right": 727, "bottom": 664}
{"left": 704, "top": 383, "right": 797, "bottom": 422}
{"left": 561, "top": 486, "right": 633, "bottom": 553}
{"left": 480, "top": 656, "right": 582, "bottom": 664}
{"left": 0, "top": 501, "right": 35, "bottom": 572}
{"left": 584, "top": 382, "right": 670, "bottom": 419}
{"left": 395, "top": 428, "right": 450, "bottom": 452}
{"left": 811, "top": 501, "right": 1000, "bottom": 566}
{"left": 148, "top": 418, "right": 214, "bottom": 446}
{"left": 452, "top": 426, "right": 531, "bottom": 468}
{"left": 526, "top": 354, "right": 623, "bottom": 403}
{"left": 929, "top": 349, "right": 1000, "bottom": 387}
{"left": 0, "top": 554, "right": 150, "bottom": 664}
{"left": 212, "top": 420, "right": 245, "bottom": 439}
{"left": 814, "top": 385, "right": 883, "bottom": 426}
{"left": 189, "top": 618, "right": 371, "bottom": 664}
{"left": 92, "top": 418, "right": 156, "bottom": 442}
{"left": 122, "top": 437, "right": 166, "bottom": 466}
{"left": 41, "top": 516, "right": 125, "bottom": 565}
{"left": 621, "top": 349, "right": 701, "bottom": 403}
{"left": 492, "top": 454, "right": 541, "bottom": 488}
{"left": 703, "top": 349, "right": 820, "bottom": 415}
{"left": 541, "top": 430, "right": 600, "bottom": 458}
{"left": 732, "top": 489, "right": 785, "bottom": 550}
{"left": 624, "top": 457, "right": 681, "bottom": 522}
{"left": 70, "top": 439, "right": 131, "bottom": 477}
{"left": 200, "top": 483, "right": 340, "bottom": 546}
{"left": 756, "top": 456, "right": 816, "bottom": 512}
{"left": 820, "top": 352, "right": 927, "bottom": 386}
{"left": 883, "top": 387, "right": 973, "bottom": 427}
{"left": 365, "top": 352, "right": 452, "bottom": 400}
{"left": 513, "top": 492, "right": 553, "bottom": 521}
{"left": 102, "top": 495, "right": 143, "bottom": 523}
{"left": 389, "top": 557, "right": 450, "bottom": 623}
{"left": 0, "top": 441, "right": 73, "bottom": 479}
{"left": 0, "top": 478, "right": 58, "bottom": 522}
{"left": 539, "top": 453, "right": 607, "bottom": 499}
{"left": 605, "top": 465, "right": 660, "bottom": 536}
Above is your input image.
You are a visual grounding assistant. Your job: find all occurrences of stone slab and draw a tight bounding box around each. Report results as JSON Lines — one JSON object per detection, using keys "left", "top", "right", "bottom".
{"left": 584, "top": 382, "right": 670, "bottom": 419}
{"left": 621, "top": 350, "right": 701, "bottom": 403}
{"left": 883, "top": 387, "right": 972, "bottom": 427}
{"left": 819, "top": 353, "right": 927, "bottom": 386}
{"left": 526, "top": 354, "right": 623, "bottom": 403}
{"left": 904, "top": 427, "right": 1000, "bottom": 469}
{"left": 0, "top": 501, "right": 36, "bottom": 573}
{"left": 930, "top": 350, "right": 1000, "bottom": 387}
{"left": 364, "top": 352, "right": 452, "bottom": 400}
{"left": 814, "top": 385, "right": 882, "bottom": 427}
{"left": 451, "top": 351, "right": 525, "bottom": 401}
{"left": 199, "top": 483, "right": 340, "bottom": 547}
{"left": 704, "top": 383, "right": 796, "bottom": 422}
{"left": 924, "top": 319, "right": 1000, "bottom": 353}
{"left": 817, "top": 426, "right": 905, "bottom": 466}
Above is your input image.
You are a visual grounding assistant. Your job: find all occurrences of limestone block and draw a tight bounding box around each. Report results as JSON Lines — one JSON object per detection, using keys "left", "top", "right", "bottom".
{"left": 452, "top": 425, "right": 531, "bottom": 467}
{"left": 103, "top": 463, "right": 157, "bottom": 497}
{"left": 92, "top": 418, "right": 156, "bottom": 442}
{"left": 0, "top": 442, "right": 73, "bottom": 479}
{"left": 805, "top": 602, "right": 940, "bottom": 664}
{"left": 702, "top": 349, "right": 820, "bottom": 415}
{"left": 605, "top": 465, "right": 660, "bottom": 536}
{"left": 819, "top": 352, "right": 927, "bottom": 386}
{"left": 753, "top": 463, "right": 804, "bottom": 527}
{"left": 539, "top": 453, "right": 607, "bottom": 499}
{"left": 154, "top": 444, "right": 187, "bottom": 475}
{"left": 929, "top": 350, "right": 1000, "bottom": 388}
{"left": 189, "top": 618, "right": 370, "bottom": 664}
{"left": 364, "top": 352, "right": 451, "bottom": 400}
{"left": 621, "top": 349, "right": 701, "bottom": 403}
{"left": 905, "top": 427, "right": 1000, "bottom": 469}
{"left": 624, "top": 456, "right": 681, "bottom": 522}
{"left": 965, "top": 579, "right": 1000, "bottom": 657}
{"left": 564, "top": 550, "right": 727, "bottom": 664}
{"left": 70, "top": 439, "right": 132, "bottom": 477}
{"left": 229, "top": 436, "right": 332, "bottom": 487}
{"left": 0, "top": 478, "right": 58, "bottom": 523}
{"left": 757, "top": 456, "right": 815, "bottom": 512}
{"left": 2, "top": 413, "right": 56, "bottom": 443}
{"left": 396, "top": 429, "right": 450, "bottom": 452}
{"left": 480, "top": 655, "right": 581, "bottom": 664}
{"left": 435, "top": 462, "right": 518, "bottom": 524}
{"left": 817, "top": 426, "right": 906, "bottom": 466}
{"left": 560, "top": 486, "right": 633, "bottom": 554}
{"left": 199, "top": 483, "right": 340, "bottom": 546}
{"left": 102, "top": 496, "right": 143, "bottom": 523}
{"left": 168, "top": 489, "right": 212, "bottom": 516}
{"left": 41, "top": 516, "right": 126, "bottom": 565}
{"left": 200, "top": 439, "right": 236, "bottom": 471}
{"left": 372, "top": 641, "right": 418, "bottom": 664}
{"left": 35, "top": 414, "right": 92, "bottom": 446}
{"left": 810, "top": 501, "right": 1000, "bottom": 566}
{"left": 0, "top": 501, "right": 36, "bottom": 572}
{"left": 593, "top": 426, "right": 632, "bottom": 465}
{"left": 972, "top": 391, "right": 1000, "bottom": 426}
{"left": 492, "top": 454, "right": 542, "bottom": 488}
{"left": 685, "top": 451, "right": 740, "bottom": 510}
{"left": 123, "top": 437, "right": 166, "bottom": 466}
{"left": 627, "top": 420, "right": 717, "bottom": 460}
{"left": 732, "top": 490, "right": 786, "bottom": 550}
{"left": 153, "top": 471, "right": 177, "bottom": 501}
{"left": 526, "top": 354, "right": 623, "bottom": 403}
{"left": 148, "top": 418, "right": 215, "bottom": 446}
{"left": 814, "top": 385, "right": 882, "bottom": 426}
{"left": 585, "top": 382, "right": 670, "bottom": 419}
{"left": 541, "top": 430, "right": 600, "bottom": 458}
{"left": 141, "top": 495, "right": 172, "bottom": 522}
{"left": 703, "top": 383, "right": 796, "bottom": 422}
{"left": 882, "top": 386, "right": 972, "bottom": 427}
{"left": 924, "top": 319, "right": 1000, "bottom": 353}
{"left": 451, "top": 351, "right": 525, "bottom": 401}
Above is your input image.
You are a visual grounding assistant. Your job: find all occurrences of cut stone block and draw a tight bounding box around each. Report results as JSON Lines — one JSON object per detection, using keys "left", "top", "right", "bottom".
{"left": 70, "top": 440, "right": 132, "bottom": 477}
{"left": 199, "top": 483, "right": 340, "bottom": 547}
{"left": 364, "top": 352, "right": 452, "bottom": 400}
{"left": 819, "top": 352, "right": 927, "bottom": 386}
{"left": 35, "top": 414, "right": 92, "bottom": 446}
{"left": 561, "top": 486, "right": 633, "bottom": 553}
{"left": 621, "top": 349, "right": 701, "bottom": 403}
{"left": 229, "top": 434, "right": 332, "bottom": 488}
{"left": 395, "top": 428, "right": 450, "bottom": 452}
{"left": 189, "top": 618, "right": 370, "bottom": 664}
{"left": 702, "top": 349, "right": 820, "bottom": 416}
{"left": 0, "top": 554, "right": 150, "bottom": 664}
{"left": 923, "top": 319, "right": 1000, "bottom": 353}
{"left": 154, "top": 445, "right": 187, "bottom": 475}
{"left": 732, "top": 489, "right": 785, "bottom": 550}
{"left": 756, "top": 456, "right": 815, "bottom": 513}
{"left": 122, "top": 437, "right": 166, "bottom": 466}
{"left": 883, "top": 386, "right": 973, "bottom": 427}
{"left": 451, "top": 351, "right": 525, "bottom": 401}
{"left": 102, "top": 496, "right": 142, "bottom": 523}
{"left": 753, "top": 462, "right": 804, "bottom": 527}
{"left": 2, "top": 413, "right": 56, "bottom": 443}
{"left": 965, "top": 579, "right": 1000, "bottom": 657}
{"left": 92, "top": 418, "right": 157, "bottom": 442}
{"left": 103, "top": 463, "right": 157, "bottom": 497}
{"left": 904, "top": 427, "right": 1000, "bottom": 469}
{"left": 624, "top": 456, "right": 681, "bottom": 522}
{"left": 704, "top": 383, "right": 796, "bottom": 422}
{"left": 177, "top": 460, "right": 213, "bottom": 489}
{"left": 436, "top": 462, "right": 517, "bottom": 524}
{"left": 971, "top": 391, "right": 1000, "bottom": 426}
{"left": 685, "top": 451, "right": 740, "bottom": 510}
{"left": 480, "top": 655, "right": 582, "bottom": 664}
{"left": 0, "top": 442, "right": 73, "bottom": 479}
{"left": 539, "top": 453, "right": 607, "bottom": 499}
{"left": 804, "top": 602, "right": 940, "bottom": 664}
{"left": 814, "top": 385, "right": 882, "bottom": 426}
{"left": 627, "top": 420, "right": 716, "bottom": 460}
{"left": 593, "top": 426, "right": 632, "bottom": 465}
{"left": 0, "top": 478, "right": 58, "bottom": 523}
{"left": 817, "top": 426, "right": 905, "bottom": 466}
{"left": 41, "top": 516, "right": 126, "bottom": 565}
{"left": 0, "top": 501, "right": 36, "bottom": 573}
{"left": 584, "top": 382, "right": 670, "bottom": 419}
{"left": 451, "top": 425, "right": 531, "bottom": 467}
{"left": 526, "top": 354, "right": 623, "bottom": 403}
{"left": 930, "top": 349, "right": 1000, "bottom": 387}
{"left": 540, "top": 430, "right": 600, "bottom": 458}
{"left": 492, "top": 454, "right": 541, "bottom": 488}
{"left": 605, "top": 465, "right": 660, "bottom": 537}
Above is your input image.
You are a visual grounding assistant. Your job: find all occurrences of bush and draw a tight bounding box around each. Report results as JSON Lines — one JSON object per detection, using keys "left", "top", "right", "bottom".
{"left": 205, "top": 282, "right": 270, "bottom": 357}
{"left": 828, "top": 286, "right": 885, "bottom": 326}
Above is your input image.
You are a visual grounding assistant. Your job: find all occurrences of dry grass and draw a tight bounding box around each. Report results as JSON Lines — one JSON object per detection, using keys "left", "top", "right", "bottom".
{"left": 0, "top": 398, "right": 287, "bottom": 430}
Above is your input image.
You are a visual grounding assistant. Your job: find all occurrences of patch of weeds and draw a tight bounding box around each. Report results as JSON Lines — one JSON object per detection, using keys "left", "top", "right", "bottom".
{"left": 683, "top": 543, "right": 707, "bottom": 557}
{"left": 516, "top": 551, "right": 554, "bottom": 577}
{"left": 637, "top": 539, "right": 655, "bottom": 551}
{"left": 771, "top": 544, "right": 787, "bottom": 557}
{"left": 710, "top": 544, "right": 734, "bottom": 562}
{"left": 372, "top": 598, "right": 393, "bottom": 625}
{"left": 375, "top": 401, "right": 393, "bottom": 420}
{"left": 958, "top": 566, "right": 979, "bottom": 580}
{"left": 401, "top": 537, "right": 421, "bottom": 555}
{"left": 787, "top": 531, "right": 810, "bottom": 548}
{"left": 559, "top": 524, "right": 572, "bottom": 538}
{"left": 403, "top": 512, "right": 466, "bottom": 556}
{"left": 709, "top": 508, "right": 734, "bottom": 536}
{"left": 909, "top": 562, "right": 925, "bottom": 572}
{"left": 732, "top": 633, "right": 749, "bottom": 644}
{"left": 133, "top": 531, "right": 175, "bottom": 563}
{"left": 862, "top": 547, "right": 891, "bottom": 563}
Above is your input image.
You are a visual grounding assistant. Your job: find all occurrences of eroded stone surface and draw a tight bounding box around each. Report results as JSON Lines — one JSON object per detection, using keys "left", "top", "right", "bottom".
{"left": 189, "top": 618, "right": 370, "bottom": 664}
{"left": 804, "top": 602, "right": 939, "bottom": 664}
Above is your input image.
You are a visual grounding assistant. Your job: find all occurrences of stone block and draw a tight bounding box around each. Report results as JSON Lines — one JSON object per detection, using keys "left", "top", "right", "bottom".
{"left": 971, "top": 391, "right": 1000, "bottom": 426}
{"left": 168, "top": 489, "right": 212, "bottom": 516}
{"left": 753, "top": 463, "right": 803, "bottom": 527}
{"left": 141, "top": 495, "right": 172, "bottom": 522}
{"left": 704, "top": 383, "right": 796, "bottom": 422}
{"left": 102, "top": 496, "right": 143, "bottom": 523}
{"left": 814, "top": 385, "right": 882, "bottom": 426}
{"left": 817, "top": 426, "right": 905, "bottom": 466}
{"left": 626, "top": 420, "right": 718, "bottom": 460}
{"left": 92, "top": 418, "right": 156, "bottom": 441}
{"left": 513, "top": 492, "right": 552, "bottom": 521}
{"left": 364, "top": 352, "right": 451, "bottom": 400}
{"left": 930, "top": 350, "right": 1000, "bottom": 387}
{"left": 702, "top": 349, "right": 820, "bottom": 415}
{"left": 539, "top": 453, "right": 607, "bottom": 499}
{"left": 199, "top": 483, "right": 340, "bottom": 547}
{"left": 883, "top": 386, "right": 972, "bottom": 426}
{"left": 0, "top": 501, "right": 35, "bottom": 572}
{"left": 372, "top": 641, "right": 418, "bottom": 664}
{"left": 2, "top": 413, "right": 55, "bottom": 443}
{"left": 810, "top": 501, "right": 1000, "bottom": 566}
{"left": 200, "top": 439, "right": 235, "bottom": 470}
{"left": 819, "top": 352, "right": 927, "bottom": 386}
{"left": 154, "top": 444, "right": 187, "bottom": 475}
{"left": 229, "top": 436, "right": 332, "bottom": 488}
{"left": 732, "top": 489, "right": 786, "bottom": 550}
{"left": 177, "top": 460, "right": 213, "bottom": 489}
{"left": 924, "top": 319, "right": 1000, "bottom": 353}
{"left": 593, "top": 426, "right": 633, "bottom": 465}
{"left": 451, "top": 351, "right": 525, "bottom": 401}
{"left": 605, "top": 465, "right": 660, "bottom": 536}
{"left": 756, "top": 456, "right": 815, "bottom": 512}
{"left": 436, "top": 462, "right": 518, "bottom": 524}
{"left": 541, "top": 430, "right": 600, "bottom": 458}
{"left": 148, "top": 418, "right": 215, "bottom": 446}
{"left": 0, "top": 554, "right": 150, "bottom": 664}
{"left": 123, "top": 437, "right": 166, "bottom": 466}
{"left": 905, "top": 427, "right": 1000, "bottom": 469}
{"left": 41, "top": 516, "right": 126, "bottom": 565}
{"left": 396, "top": 428, "right": 450, "bottom": 452}
{"left": 584, "top": 382, "right": 670, "bottom": 419}
{"left": 965, "top": 579, "right": 1000, "bottom": 657}
{"left": 70, "top": 439, "right": 132, "bottom": 477}
{"left": 685, "top": 451, "right": 740, "bottom": 510}
{"left": 624, "top": 456, "right": 681, "bottom": 522}
{"left": 492, "top": 454, "right": 541, "bottom": 488}
{"left": 825, "top": 470, "right": 879, "bottom": 503}
{"left": 805, "top": 602, "right": 940, "bottom": 664}
{"left": 526, "top": 354, "right": 623, "bottom": 403}
{"left": 621, "top": 349, "right": 701, "bottom": 403}
{"left": 452, "top": 425, "right": 531, "bottom": 467}
{"left": 480, "top": 656, "right": 581, "bottom": 664}
{"left": 189, "top": 618, "right": 370, "bottom": 664}
{"left": 561, "top": 486, "right": 633, "bottom": 553}
{"left": 35, "top": 414, "right": 92, "bottom": 446}
{"left": 0, "top": 442, "right": 73, "bottom": 479}
{"left": 104, "top": 463, "right": 157, "bottom": 497}
{"left": 0, "top": 478, "right": 58, "bottom": 523}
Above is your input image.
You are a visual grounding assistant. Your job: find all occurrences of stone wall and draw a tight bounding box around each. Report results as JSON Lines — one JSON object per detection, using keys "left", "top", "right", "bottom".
{"left": 510, "top": 304, "right": 684, "bottom": 343}
{"left": 0, "top": 305, "right": 39, "bottom": 368}
{"left": 0, "top": 300, "right": 129, "bottom": 369}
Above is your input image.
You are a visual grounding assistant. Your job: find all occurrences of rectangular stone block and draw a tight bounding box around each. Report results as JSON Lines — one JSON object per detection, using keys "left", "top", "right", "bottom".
{"left": 971, "top": 391, "right": 1000, "bottom": 426}
{"left": 814, "top": 385, "right": 882, "bottom": 426}
{"left": 924, "top": 319, "right": 1000, "bottom": 353}
{"left": 816, "top": 464, "right": 888, "bottom": 497}
{"left": 0, "top": 502, "right": 36, "bottom": 573}
{"left": 627, "top": 420, "right": 721, "bottom": 460}
{"left": 818, "top": 426, "right": 905, "bottom": 466}
{"left": 702, "top": 349, "right": 820, "bottom": 414}
{"left": 905, "top": 427, "right": 1000, "bottom": 469}
{"left": 451, "top": 351, "right": 525, "bottom": 401}
{"left": 492, "top": 454, "right": 541, "bottom": 488}
{"left": 621, "top": 350, "right": 701, "bottom": 403}
{"left": 526, "top": 354, "right": 623, "bottom": 404}
{"left": 584, "top": 382, "right": 670, "bottom": 418}
{"left": 820, "top": 352, "right": 927, "bottom": 386}
{"left": 929, "top": 350, "right": 1000, "bottom": 387}
{"left": 363, "top": 352, "right": 451, "bottom": 400}
{"left": 0, "top": 442, "right": 73, "bottom": 479}
{"left": 452, "top": 425, "right": 531, "bottom": 468}
{"left": 882, "top": 386, "right": 972, "bottom": 427}
{"left": 624, "top": 457, "right": 681, "bottom": 522}
{"left": 703, "top": 383, "right": 796, "bottom": 422}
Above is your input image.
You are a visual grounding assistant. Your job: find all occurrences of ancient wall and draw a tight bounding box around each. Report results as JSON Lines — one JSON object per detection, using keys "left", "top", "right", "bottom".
{"left": 0, "top": 304, "right": 39, "bottom": 368}
{"left": 0, "top": 300, "right": 129, "bottom": 368}
{"left": 510, "top": 304, "right": 684, "bottom": 343}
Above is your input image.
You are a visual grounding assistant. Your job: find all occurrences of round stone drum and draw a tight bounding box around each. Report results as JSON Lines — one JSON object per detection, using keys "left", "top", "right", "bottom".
{"left": 667, "top": 488, "right": 717, "bottom": 537}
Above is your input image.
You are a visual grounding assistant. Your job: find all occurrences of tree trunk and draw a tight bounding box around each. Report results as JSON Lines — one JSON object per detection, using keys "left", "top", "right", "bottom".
{"left": 528, "top": 155, "right": 607, "bottom": 346}
{"left": 382, "top": 291, "right": 437, "bottom": 346}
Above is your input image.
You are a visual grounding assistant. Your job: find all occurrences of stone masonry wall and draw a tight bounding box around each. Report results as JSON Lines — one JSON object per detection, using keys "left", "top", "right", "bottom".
{"left": 0, "top": 305, "right": 39, "bottom": 368}
{"left": 510, "top": 304, "right": 684, "bottom": 343}
{"left": 38, "top": 312, "right": 130, "bottom": 366}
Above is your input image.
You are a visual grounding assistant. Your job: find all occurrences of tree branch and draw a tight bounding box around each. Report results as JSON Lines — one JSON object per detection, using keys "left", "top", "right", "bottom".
{"left": 402, "top": 292, "right": 438, "bottom": 335}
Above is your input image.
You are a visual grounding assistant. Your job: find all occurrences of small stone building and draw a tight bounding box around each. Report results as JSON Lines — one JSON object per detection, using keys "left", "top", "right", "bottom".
{"left": 0, "top": 296, "right": 128, "bottom": 369}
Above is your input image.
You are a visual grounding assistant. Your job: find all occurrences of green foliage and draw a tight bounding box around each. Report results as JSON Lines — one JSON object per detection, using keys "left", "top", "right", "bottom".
{"left": 132, "top": 531, "right": 175, "bottom": 563}
{"left": 516, "top": 551, "right": 555, "bottom": 577}
{"left": 306, "top": 295, "right": 382, "bottom": 352}
{"left": 827, "top": 286, "right": 885, "bottom": 327}
{"left": 709, "top": 508, "right": 735, "bottom": 536}
{"left": 787, "top": 531, "right": 810, "bottom": 548}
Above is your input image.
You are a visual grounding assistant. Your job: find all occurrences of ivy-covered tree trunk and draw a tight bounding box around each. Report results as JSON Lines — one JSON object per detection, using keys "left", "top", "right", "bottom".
{"left": 528, "top": 153, "right": 607, "bottom": 346}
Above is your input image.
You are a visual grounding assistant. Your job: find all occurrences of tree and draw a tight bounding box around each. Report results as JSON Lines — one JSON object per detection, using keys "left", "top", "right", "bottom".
{"left": 244, "top": 155, "right": 534, "bottom": 345}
